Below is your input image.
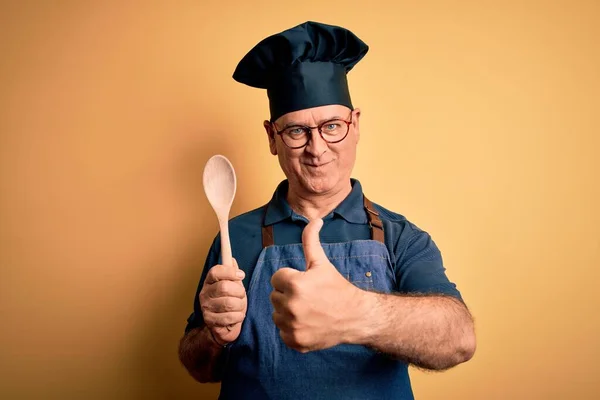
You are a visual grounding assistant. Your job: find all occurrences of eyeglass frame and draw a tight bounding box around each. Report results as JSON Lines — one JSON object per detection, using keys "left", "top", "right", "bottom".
{"left": 270, "top": 112, "right": 354, "bottom": 149}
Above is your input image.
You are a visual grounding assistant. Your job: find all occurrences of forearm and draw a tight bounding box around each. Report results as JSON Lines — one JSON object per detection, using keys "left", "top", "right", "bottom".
{"left": 178, "top": 324, "right": 226, "bottom": 383}
{"left": 347, "top": 291, "right": 476, "bottom": 370}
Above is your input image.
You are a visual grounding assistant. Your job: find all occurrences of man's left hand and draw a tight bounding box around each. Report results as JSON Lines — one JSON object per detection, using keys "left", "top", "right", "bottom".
{"left": 270, "top": 218, "right": 366, "bottom": 353}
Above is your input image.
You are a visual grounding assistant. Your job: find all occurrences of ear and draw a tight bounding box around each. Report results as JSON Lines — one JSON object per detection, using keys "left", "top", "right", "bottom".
{"left": 264, "top": 120, "right": 277, "bottom": 155}
{"left": 351, "top": 108, "right": 361, "bottom": 143}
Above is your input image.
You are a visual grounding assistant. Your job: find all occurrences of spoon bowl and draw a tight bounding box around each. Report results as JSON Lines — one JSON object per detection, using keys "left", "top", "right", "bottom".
{"left": 203, "top": 154, "right": 237, "bottom": 267}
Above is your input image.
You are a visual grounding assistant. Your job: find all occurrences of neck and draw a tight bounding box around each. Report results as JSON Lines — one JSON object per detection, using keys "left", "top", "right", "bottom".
{"left": 287, "top": 180, "right": 353, "bottom": 220}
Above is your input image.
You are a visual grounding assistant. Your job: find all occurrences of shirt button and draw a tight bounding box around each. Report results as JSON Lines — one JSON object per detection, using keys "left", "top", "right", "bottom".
{"left": 365, "top": 271, "right": 372, "bottom": 277}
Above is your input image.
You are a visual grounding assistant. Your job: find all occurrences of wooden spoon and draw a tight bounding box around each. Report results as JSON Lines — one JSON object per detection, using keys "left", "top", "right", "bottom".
{"left": 203, "top": 154, "right": 237, "bottom": 269}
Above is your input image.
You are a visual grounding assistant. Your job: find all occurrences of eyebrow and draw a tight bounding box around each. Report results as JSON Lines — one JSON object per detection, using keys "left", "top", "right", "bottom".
{"left": 280, "top": 116, "right": 344, "bottom": 129}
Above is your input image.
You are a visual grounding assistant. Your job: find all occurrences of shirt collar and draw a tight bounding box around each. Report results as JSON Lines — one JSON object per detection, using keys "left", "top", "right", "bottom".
{"left": 264, "top": 178, "right": 368, "bottom": 226}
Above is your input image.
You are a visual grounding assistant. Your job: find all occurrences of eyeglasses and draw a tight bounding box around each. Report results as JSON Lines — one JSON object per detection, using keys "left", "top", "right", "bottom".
{"left": 271, "top": 113, "right": 353, "bottom": 149}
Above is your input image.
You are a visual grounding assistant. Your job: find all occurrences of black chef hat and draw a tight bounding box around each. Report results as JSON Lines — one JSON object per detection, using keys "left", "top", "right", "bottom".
{"left": 232, "top": 21, "right": 369, "bottom": 122}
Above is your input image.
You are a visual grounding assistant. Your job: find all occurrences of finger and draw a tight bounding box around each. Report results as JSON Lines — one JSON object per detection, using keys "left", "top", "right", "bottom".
{"left": 232, "top": 259, "right": 246, "bottom": 288}
{"left": 279, "top": 329, "right": 304, "bottom": 352}
{"left": 272, "top": 311, "right": 290, "bottom": 330}
{"left": 203, "top": 311, "right": 246, "bottom": 327}
{"left": 302, "top": 218, "right": 327, "bottom": 267}
{"left": 202, "top": 297, "right": 246, "bottom": 313}
{"left": 269, "top": 290, "right": 288, "bottom": 311}
{"left": 279, "top": 330, "right": 291, "bottom": 347}
{"left": 205, "top": 261, "right": 245, "bottom": 285}
{"left": 271, "top": 267, "right": 301, "bottom": 293}
{"left": 208, "top": 280, "right": 246, "bottom": 299}
{"left": 211, "top": 323, "right": 241, "bottom": 342}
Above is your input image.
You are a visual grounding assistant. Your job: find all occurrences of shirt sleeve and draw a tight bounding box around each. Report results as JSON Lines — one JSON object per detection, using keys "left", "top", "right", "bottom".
{"left": 394, "top": 229, "right": 463, "bottom": 301}
{"left": 184, "top": 235, "right": 221, "bottom": 334}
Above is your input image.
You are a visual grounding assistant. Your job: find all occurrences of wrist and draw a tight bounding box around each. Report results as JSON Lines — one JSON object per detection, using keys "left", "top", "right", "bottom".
{"left": 341, "top": 288, "right": 380, "bottom": 345}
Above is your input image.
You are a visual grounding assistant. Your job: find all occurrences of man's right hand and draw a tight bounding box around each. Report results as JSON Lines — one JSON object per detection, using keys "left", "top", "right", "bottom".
{"left": 199, "top": 258, "right": 247, "bottom": 346}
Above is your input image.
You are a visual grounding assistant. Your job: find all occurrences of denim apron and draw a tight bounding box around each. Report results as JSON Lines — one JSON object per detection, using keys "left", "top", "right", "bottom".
{"left": 220, "top": 196, "right": 413, "bottom": 399}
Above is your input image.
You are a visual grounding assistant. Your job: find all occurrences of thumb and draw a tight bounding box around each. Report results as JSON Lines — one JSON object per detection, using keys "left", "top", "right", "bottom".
{"left": 231, "top": 258, "right": 244, "bottom": 287}
{"left": 302, "top": 218, "right": 328, "bottom": 269}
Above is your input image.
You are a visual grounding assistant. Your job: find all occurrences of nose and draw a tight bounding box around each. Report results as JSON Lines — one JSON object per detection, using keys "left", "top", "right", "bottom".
{"left": 304, "top": 129, "right": 328, "bottom": 157}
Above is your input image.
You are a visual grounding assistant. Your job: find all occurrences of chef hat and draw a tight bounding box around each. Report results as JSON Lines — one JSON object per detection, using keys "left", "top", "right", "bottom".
{"left": 232, "top": 21, "right": 369, "bottom": 121}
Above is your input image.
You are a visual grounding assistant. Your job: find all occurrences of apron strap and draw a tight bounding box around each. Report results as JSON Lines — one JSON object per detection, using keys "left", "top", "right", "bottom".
{"left": 262, "top": 223, "right": 275, "bottom": 248}
{"left": 261, "top": 194, "right": 385, "bottom": 248}
{"left": 363, "top": 195, "right": 385, "bottom": 244}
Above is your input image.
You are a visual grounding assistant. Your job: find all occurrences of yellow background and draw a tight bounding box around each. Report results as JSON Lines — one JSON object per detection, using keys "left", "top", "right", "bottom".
{"left": 1, "top": 1, "right": 598, "bottom": 399}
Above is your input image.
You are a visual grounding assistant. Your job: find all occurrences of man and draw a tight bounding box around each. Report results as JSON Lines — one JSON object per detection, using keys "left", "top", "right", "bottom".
{"left": 179, "top": 21, "right": 476, "bottom": 399}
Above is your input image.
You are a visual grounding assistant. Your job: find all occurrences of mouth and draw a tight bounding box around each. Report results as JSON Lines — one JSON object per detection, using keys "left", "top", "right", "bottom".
{"left": 303, "top": 160, "right": 333, "bottom": 168}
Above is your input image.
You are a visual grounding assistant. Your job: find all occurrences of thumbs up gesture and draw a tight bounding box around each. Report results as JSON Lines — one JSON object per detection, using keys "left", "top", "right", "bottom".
{"left": 270, "top": 219, "right": 366, "bottom": 353}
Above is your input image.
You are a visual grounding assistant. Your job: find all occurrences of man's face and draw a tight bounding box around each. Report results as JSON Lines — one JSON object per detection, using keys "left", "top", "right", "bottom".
{"left": 264, "top": 104, "right": 361, "bottom": 195}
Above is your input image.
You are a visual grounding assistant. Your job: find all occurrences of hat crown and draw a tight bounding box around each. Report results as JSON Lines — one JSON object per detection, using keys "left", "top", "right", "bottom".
{"left": 232, "top": 21, "right": 368, "bottom": 121}
{"left": 233, "top": 21, "right": 368, "bottom": 88}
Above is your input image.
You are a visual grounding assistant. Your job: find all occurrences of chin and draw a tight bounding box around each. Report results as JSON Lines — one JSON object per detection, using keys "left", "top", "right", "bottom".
{"left": 300, "top": 176, "right": 338, "bottom": 194}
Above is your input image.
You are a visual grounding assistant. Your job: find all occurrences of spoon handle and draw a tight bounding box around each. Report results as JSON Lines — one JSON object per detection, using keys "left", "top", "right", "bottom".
{"left": 219, "top": 218, "right": 237, "bottom": 331}
{"left": 219, "top": 218, "right": 233, "bottom": 268}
